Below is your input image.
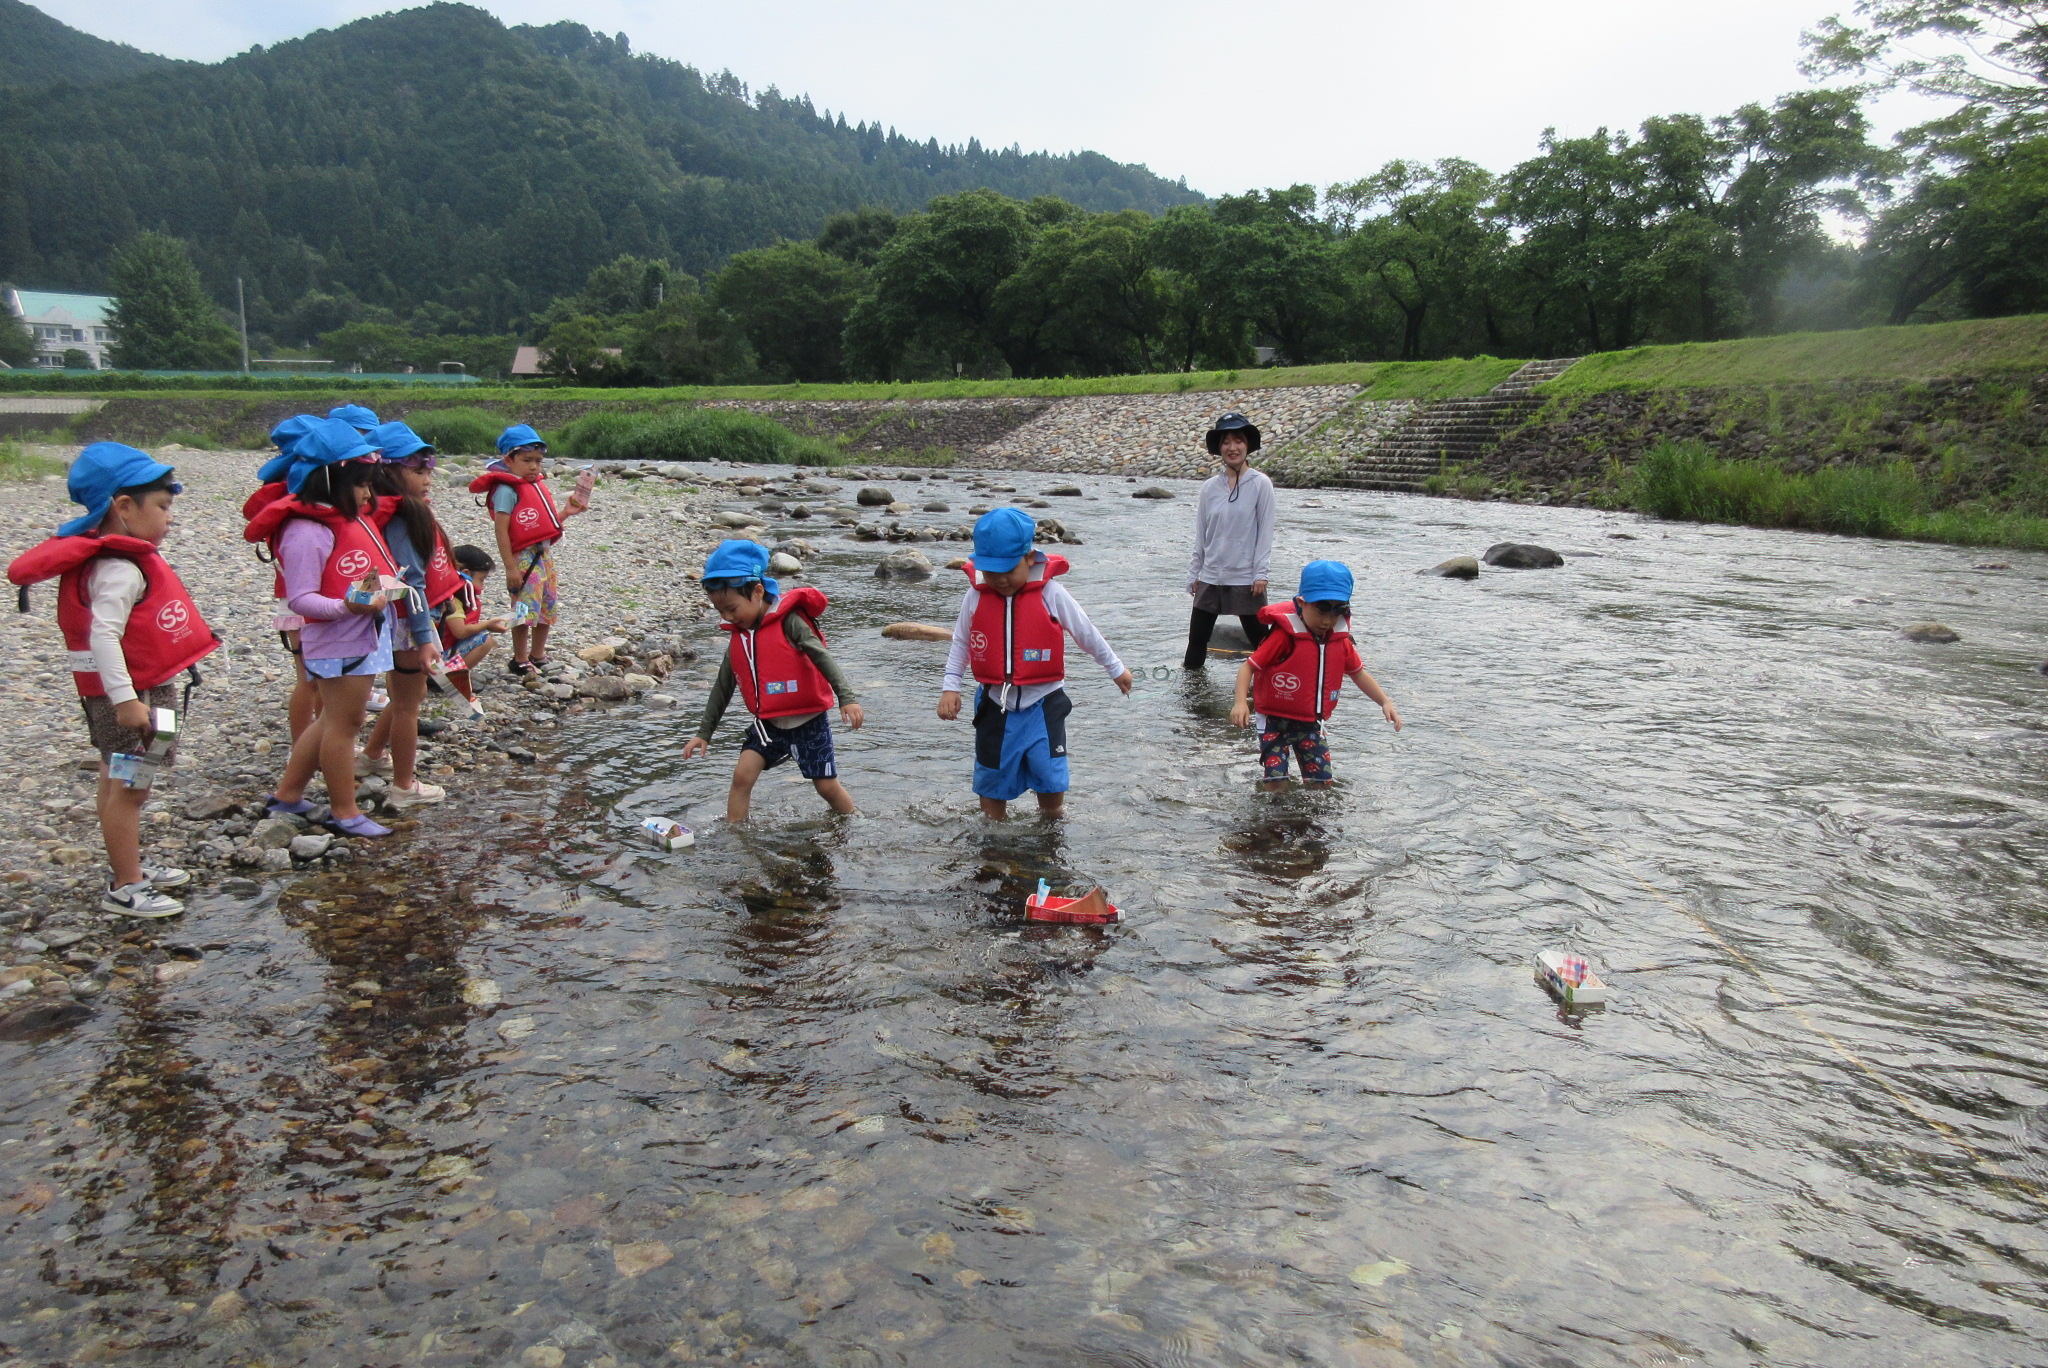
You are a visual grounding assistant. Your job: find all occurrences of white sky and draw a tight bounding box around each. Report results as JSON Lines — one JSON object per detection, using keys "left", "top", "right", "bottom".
{"left": 40, "top": 0, "right": 1954, "bottom": 195}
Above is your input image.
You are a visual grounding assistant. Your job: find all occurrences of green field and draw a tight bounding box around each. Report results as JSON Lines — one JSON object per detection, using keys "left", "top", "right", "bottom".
{"left": 1546, "top": 314, "right": 2048, "bottom": 393}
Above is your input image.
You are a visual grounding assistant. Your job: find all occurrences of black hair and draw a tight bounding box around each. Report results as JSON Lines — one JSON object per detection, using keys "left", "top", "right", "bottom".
{"left": 452, "top": 544, "right": 494, "bottom": 574}
{"left": 113, "top": 472, "right": 177, "bottom": 503}
{"left": 295, "top": 462, "right": 372, "bottom": 517}
{"left": 370, "top": 461, "right": 448, "bottom": 563}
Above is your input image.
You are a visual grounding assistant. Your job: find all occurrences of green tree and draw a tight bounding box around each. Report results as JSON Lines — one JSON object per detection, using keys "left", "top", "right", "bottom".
{"left": 621, "top": 292, "right": 752, "bottom": 384}
{"left": 844, "top": 189, "right": 1038, "bottom": 378}
{"left": 712, "top": 242, "right": 863, "bottom": 381}
{"left": 816, "top": 208, "right": 899, "bottom": 267}
{"left": 317, "top": 321, "right": 419, "bottom": 372}
{"left": 0, "top": 307, "right": 31, "bottom": 367}
{"left": 992, "top": 210, "right": 1167, "bottom": 376}
{"left": 1207, "top": 186, "right": 1345, "bottom": 365}
{"left": 106, "top": 231, "right": 240, "bottom": 369}
{"left": 1804, "top": 1, "right": 2048, "bottom": 141}
{"left": 536, "top": 314, "right": 625, "bottom": 384}
{"left": 1330, "top": 160, "right": 1505, "bottom": 359}
{"left": 1150, "top": 205, "right": 1255, "bottom": 371}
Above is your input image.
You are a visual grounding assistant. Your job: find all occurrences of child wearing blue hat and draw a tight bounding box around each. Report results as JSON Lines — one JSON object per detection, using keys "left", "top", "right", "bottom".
{"left": 682, "top": 540, "right": 863, "bottom": 821}
{"left": 8, "top": 444, "right": 218, "bottom": 917}
{"left": 938, "top": 507, "right": 1132, "bottom": 819}
{"left": 468, "top": 425, "right": 589, "bottom": 673}
{"left": 1229, "top": 559, "right": 1401, "bottom": 789}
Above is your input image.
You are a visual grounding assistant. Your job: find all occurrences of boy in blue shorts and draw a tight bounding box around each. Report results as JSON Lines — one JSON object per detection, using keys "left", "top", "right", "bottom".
{"left": 938, "top": 508, "right": 1132, "bottom": 819}
{"left": 683, "top": 540, "right": 863, "bottom": 821}
{"left": 1229, "top": 559, "right": 1401, "bottom": 789}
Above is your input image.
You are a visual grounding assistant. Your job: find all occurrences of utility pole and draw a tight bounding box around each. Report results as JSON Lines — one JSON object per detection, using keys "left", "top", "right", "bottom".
{"left": 236, "top": 276, "right": 249, "bottom": 374}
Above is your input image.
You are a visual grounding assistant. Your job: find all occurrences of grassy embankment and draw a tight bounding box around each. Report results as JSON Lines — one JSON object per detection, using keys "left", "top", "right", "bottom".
{"left": 50, "top": 356, "right": 1523, "bottom": 465}
{"left": 0, "top": 440, "right": 64, "bottom": 482}
{"left": 1444, "top": 315, "right": 2048, "bottom": 550}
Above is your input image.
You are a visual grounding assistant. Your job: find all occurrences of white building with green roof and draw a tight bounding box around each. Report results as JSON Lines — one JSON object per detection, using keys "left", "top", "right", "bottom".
{"left": 5, "top": 288, "right": 117, "bottom": 369}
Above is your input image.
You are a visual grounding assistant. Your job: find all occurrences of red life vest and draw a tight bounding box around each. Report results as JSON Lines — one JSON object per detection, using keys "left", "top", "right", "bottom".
{"left": 7, "top": 534, "right": 219, "bottom": 697}
{"left": 963, "top": 553, "right": 1069, "bottom": 687}
{"left": 244, "top": 496, "right": 401, "bottom": 602}
{"left": 1251, "top": 602, "right": 1354, "bottom": 722}
{"left": 435, "top": 573, "right": 484, "bottom": 653}
{"left": 423, "top": 529, "right": 463, "bottom": 609}
{"left": 469, "top": 468, "right": 563, "bottom": 552}
{"left": 243, "top": 481, "right": 289, "bottom": 599}
{"left": 722, "top": 586, "right": 836, "bottom": 719}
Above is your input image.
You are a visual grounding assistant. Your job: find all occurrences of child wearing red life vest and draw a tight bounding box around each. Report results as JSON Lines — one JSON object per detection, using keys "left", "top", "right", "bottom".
{"left": 1229, "top": 559, "right": 1401, "bottom": 790}
{"left": 248, "top": 414, "right": 325, "bottom": 742}
{"left": 681, "top": 539, "right": 864, "bottom": 822}
{"left": 469, "top": 425, "right": 588, "bottom": 675}
{"left": 938, "top": 508, "right": 1133, "bottom": 820}
{"left": 432, "top": 545, "right": 508, "bottom": 717}
{"left": 6, "top": 444, "right": 217, "bottom": 918}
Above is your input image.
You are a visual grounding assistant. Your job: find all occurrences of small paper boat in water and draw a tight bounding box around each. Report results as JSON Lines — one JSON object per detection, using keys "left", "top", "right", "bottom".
{"left": 642, "top": 817, "right": 694, "bottom": 851}
{"left": 1534, "top": 949, "right": 1611, "bottom": 1007}
{"left": 1026, "top": 883, "right": 1122, "bottom": 924}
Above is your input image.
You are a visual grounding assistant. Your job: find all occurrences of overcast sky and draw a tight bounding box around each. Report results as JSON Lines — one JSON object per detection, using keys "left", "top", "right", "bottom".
{"left": 39, "top": 0, "right": 1951, "bottom": 195}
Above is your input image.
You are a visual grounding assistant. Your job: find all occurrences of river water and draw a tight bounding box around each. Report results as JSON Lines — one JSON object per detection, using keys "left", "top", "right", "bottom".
{"left": 4, "top": 471, "right": 2047, "bottom": 1368}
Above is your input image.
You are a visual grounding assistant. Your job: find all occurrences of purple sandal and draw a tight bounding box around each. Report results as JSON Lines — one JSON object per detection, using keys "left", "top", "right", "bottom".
{"left": 325, "top": 813, "right": 393, "bottom": 839}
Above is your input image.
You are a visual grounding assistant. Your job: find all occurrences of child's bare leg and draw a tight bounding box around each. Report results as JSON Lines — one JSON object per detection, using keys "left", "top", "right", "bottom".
{"left": 1258, "top": 779, "right": 1288, "bottom": 792}
{"left": 288, "top": 645, "right": 319, "bottom": 741}
{"left": 511, "top": 623, "right": 531, "bottom": 663}
{"left": 727, "top": 749, "right": 767, "bottom": 823}
{"left": 530, "top": 622, "right": 552, "bottom": 662}
{"left": 364, "top": 689, "right": 394, "bottom": 759}
{"left": 813, "top": 777, "right": 855, "bottom": 814}
{"left": 978, "top": 796, "right": 1009, "bottom": 820}
{"left": 273, "top": 709, "right": 327, "bottom": 802}
{"left": 383, "top": 654, "right": 428, "bottom": 788}
{"left": 97, "top": 769, "right": 145, "bottom": 888}
{"left": 1035, "top": 792, "right": 1065, "bottom": 818}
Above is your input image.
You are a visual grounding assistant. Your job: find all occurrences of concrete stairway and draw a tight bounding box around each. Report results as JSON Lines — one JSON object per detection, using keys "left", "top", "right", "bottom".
{"left": 1324, "top": 356, "right": 1580, "bottom": 493}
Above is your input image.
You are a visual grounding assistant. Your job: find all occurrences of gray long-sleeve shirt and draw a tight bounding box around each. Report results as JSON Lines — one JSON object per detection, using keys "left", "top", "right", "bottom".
{"left": 1187, "top": 468, "right": 1276, "bottom": 587}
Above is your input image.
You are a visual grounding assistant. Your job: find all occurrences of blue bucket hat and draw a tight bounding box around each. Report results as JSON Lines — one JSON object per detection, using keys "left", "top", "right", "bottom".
{"left": 259, "top": 414, "right": 322, "bottom": 484}
{"left": 1297, "top": 559, "right": 1354, "bottom": 606}
{"left": 284, "top": 417, "right": 380, "bottom": 495}
{"left": 59, "top": 443, "right": 180, "bottom": 537}
{"left": 328, "top": 404, "right": 382, "bottom": 431}
{"left": 701, "top": 539, "right": 777, "bottom": 598}
{"left": 370, "top": 420, "right": 434, "bottom": 464}
{"left": 497, "top": 424, "right": 546, "bottom": 455}
{"left": 970, "top": 506, "right": 1037, "bottom": 574}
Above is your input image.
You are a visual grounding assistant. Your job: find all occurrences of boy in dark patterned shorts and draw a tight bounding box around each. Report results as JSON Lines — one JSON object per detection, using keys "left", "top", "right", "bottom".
{"left": 1229, "top": 560, "right": 1400, "bottom": 789}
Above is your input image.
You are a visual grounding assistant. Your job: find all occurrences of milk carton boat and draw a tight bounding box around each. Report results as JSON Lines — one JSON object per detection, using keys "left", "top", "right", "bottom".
{"left": 1026, "top": 881, "right": 1122, "bottom": 924}
{"left": 1534, "top": 949, "right": 1611, "bottom": 1007}
{"left": 641, "top": 817, "right": 694, "bottom": 851}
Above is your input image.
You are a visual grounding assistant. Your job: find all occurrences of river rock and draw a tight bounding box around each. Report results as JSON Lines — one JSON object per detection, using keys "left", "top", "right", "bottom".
{"left": 622, "top": 673, "right": 658, "bottom": 691}
{"left": 613, "top": 1240, "right": 674, "bottom": 1279}
{"left": 773, "top": 539, "right": 817, "bottom": 559}
{"left": 289, "top": 833, "right": 334, "bottom": 861}
{"left": 1043, "top": 484, "right": 1082, "bottom": 496}
{"left": 1133, "top": 486, "right": 1175, "bottom": 499}
{"left": 252, "top": 816, "right": 299, "bottom": 850}
{"left": 875, "top": 548, "right": 934, "bottom": 580}
{"left": 857, "top": 485, "right": 895, "bottom": 506}
{"left": 1899, "top": 621, "right": 1960, "bottom": 643}
{"left": 1428, "top": 556, "right": 1480, "bottom": 579}
{"left": 922, "top": 502, "right": 951, "bottom": 513}
{"left": 577, "top": 644, "right": 615, "bottom": 664}
{"left": 576, "top": 676, "right": 635, "bottom": 701}
{"left": 545, "top": 682, "right": 576, "bottom": 702}
{"left": 945, "top": 556, "right": 969, "bottom": 569}
{"left": 47, "top": 847, "right": 94, "bottom": 866}
{"left": 262, "top": 848, "right": 293, "bottom": 871}
{"left": 0, "top": 1000, "right": 92, "bottom": 1041}
{"left": 185, "top": 793, "right": 239, "bottom": 821}
{"left": 768, "top": 551, "right": 803, "bottom": 574}
{"left": 710, "top": 510, "right": 763, "bottom": 529}
{"left": 1208, "top": 620, "right": 1256, "bottom": 652}
{"left": 1482, "top": 542, "right": 1564, "bottom": 568}
{"left": 881, "top": 622, "right": 953, "bottom": 642}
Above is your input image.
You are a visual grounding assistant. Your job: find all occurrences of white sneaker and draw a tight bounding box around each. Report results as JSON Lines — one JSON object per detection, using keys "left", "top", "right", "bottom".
{"left": 366, "top": 688, "right": 390, "bottom": 713}
{"left": 102, "top": 881, "right": 184, "bottom": 919}
{"left": 354, "top": 750, "right": 394, "bottom": 777}
{"left": 140, "top": 864, "right": 190, "bottom": 889}
{"left": 385, "top": 778, "right": 447, "bottom": 807}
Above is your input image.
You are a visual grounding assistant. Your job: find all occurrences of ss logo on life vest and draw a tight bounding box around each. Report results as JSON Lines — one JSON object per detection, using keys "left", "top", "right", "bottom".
{"left": 155, "top": 600, "right": 189, "bottom": 633}
{"left": 431, "top": 547, "right": 450, "bottom": 571}
{"left": 335, "top": 550, "right": 371, "bottom": 578}
{"left": 968, "top": 631, "right": 987, "bottom": 652}
{"left": 1272, "top": 672, "right": 1301, "bottom": 693}
{"left": 516, "top": 507, "right": 539, "bottom": 527}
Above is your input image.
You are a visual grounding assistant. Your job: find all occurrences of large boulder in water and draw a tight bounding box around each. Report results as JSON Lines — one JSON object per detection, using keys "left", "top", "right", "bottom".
{"left": 1482, "top": 542, "right": 1564, "bottom": 569}
{"left": 1899, "top": 621, "right": 1960, "bottom": 643}
{"left": 1208, "top": 620, "right": 1256, "bottom": 652}
{"left": 857, "top": 485, "right": 895, "bottom": 506}
{"left": 1426, "top": 556, "right": 1480, "bottom": 579}
{"left": 874, "top": 548, "right": 934, "bottom": 580}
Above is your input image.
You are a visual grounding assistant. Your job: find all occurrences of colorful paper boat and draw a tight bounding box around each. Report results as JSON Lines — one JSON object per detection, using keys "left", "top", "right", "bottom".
{"left": 1534, "top": 949, "right": 1611, "bottom": 1007}
{"left": 1025, "top": 888, "right": 1122, "bottom": 924}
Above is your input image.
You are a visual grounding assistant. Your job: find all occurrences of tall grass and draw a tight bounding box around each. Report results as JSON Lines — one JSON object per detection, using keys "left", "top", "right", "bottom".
{"left": 553, "top": 408, "right": 841, "bottom": 466}
{"left": 0, "top": 440, "right": 64, "bottom": 482}
{"left": 1627, "top": 439, "right": 2048, "bottom": 549}
{"left": 405, "top": 406, "right": 504, "bottom": 455}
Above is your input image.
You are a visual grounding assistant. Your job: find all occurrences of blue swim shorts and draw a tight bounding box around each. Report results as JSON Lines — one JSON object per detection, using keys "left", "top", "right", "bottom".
{"left": 971, "top": 687, "right": 1071, "bottom": 801}
{"left": 742, "top": 712, "right": 838, "bottom": 780}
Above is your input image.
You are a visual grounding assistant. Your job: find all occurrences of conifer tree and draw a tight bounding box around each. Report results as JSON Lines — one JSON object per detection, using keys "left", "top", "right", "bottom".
{"left": 106, "top": 232, "right": 240, "bottom": 369}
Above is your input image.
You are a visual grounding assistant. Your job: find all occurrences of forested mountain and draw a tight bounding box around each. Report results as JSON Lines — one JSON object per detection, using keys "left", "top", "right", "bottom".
{"left": 0, "top": 0, "right": 176, "bottom": 89}
{"left": 0, "top": 2, "right": 1197, "bottom": 337}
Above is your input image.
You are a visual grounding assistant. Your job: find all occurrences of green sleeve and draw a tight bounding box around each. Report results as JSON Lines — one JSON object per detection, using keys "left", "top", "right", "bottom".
{"left": 786, "top": 615, "right": 855, "bottom": 702}
{"left": 694, "top": 654, "right": 736, "bottom": 742}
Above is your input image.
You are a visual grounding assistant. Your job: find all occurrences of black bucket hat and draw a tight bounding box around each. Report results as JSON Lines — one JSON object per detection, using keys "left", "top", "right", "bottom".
{"left": 1205, "top": 412, "right": 1262, "bottom": 455}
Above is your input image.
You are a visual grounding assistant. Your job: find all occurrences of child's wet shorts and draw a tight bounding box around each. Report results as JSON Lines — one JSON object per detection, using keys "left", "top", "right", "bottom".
{"left": 972, "top": 687, "right": 1071, "bottom": 801}
{"left": 1259, "top": 716, "right": 1333, "bottom": 783}
{"left": 81, "top": 683, "right": 180, "bottom": 763}
{"left": 742, "top": 712, "right": 837, "bottom": 780}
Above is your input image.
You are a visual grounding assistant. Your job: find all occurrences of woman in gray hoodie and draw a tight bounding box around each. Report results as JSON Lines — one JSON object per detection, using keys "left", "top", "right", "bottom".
{"left": 1183, "top": 412, "right": 1276, "bottom": 668}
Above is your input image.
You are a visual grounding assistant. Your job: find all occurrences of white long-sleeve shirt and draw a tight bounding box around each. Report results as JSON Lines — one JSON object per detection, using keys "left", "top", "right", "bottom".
{"left": 1187, "top": 468, "right": 1276, "bottom": 587}
{"left": 942, "top": 574, "right": 1125, "bottom": 711}
{"left": 85, "top": 558, "right": 147, "bottom": 705}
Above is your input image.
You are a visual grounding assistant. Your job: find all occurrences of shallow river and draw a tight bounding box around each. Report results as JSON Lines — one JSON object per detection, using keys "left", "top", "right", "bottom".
{"left": 5, "top": 472, "right": 2048, "bottom": 1368}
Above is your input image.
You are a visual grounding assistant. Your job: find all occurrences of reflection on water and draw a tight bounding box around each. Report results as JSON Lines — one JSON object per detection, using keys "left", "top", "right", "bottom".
{"left": 4, "top": 474, "right": 2048, "bottom": 1365}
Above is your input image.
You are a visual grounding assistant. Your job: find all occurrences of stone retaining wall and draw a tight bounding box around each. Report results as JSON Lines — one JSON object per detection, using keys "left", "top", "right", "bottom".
{"left": 965, "top": 386, "right": 1362, "bottom": 480}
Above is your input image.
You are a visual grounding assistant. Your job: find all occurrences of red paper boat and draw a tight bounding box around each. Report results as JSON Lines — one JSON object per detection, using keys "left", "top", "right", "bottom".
{"left": 1025, "top": 887, "right": 1122, "bottom": 924}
